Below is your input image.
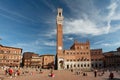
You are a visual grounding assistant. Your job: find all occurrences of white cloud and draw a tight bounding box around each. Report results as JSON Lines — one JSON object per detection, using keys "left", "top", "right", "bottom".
{"left": 11, "top": 42, "right": 41, "bottom": 53}
{"left": 109, "top": 24, "right": 120, "bottom": 32}
{"left": 64, "top": 36, "right": 74, "bottom": 41}
{"left": 60, "top": 0, "right": 120, "bottom": 36}
{"left": 107, "top": 2, "right": 117, "bottom": 19}
{"left": 64, "top": 18, "right": 106, "bottom": 36}
{"left": 44, "top": 40, "right": 56, "bottom": 46}
{"left": 34, "top": 38, "right": 56, "bottom": 47}
{"left": 101, "top": 42, "right": 120, "bottom": 47}
{"left": 62, "top": 0, "right": 106, "bottom": 36}
{"left": 106, "top": 1, "right": 118, "bottom": 33}
{"left": 67, "top": 37, "right": 74, "bottom": 41}
{"left": 11, "top": 39, "right": 56, "bottom": 53}
{"left": 101, "top": 43, "right": 111, "bottom": 47}
{"left": 40, "top": 0, "right": 120, "bottom": 44}
{"left": 94, "top": 40, "right": 104, "bottom": 45}
{"left": 108, "top": 0, "right": 120, "bottom": 33}
{"left": 112, "top": 14, "right": 120, "bottom": 20}
{"left": 33, "top": 38, "right": 56, "bottom": 47}
{"left": 44, "top": 29, "right": 56, "bottom": 38}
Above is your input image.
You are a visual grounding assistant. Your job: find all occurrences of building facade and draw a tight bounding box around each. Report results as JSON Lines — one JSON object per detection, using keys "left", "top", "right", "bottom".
{"left": 22, "top": 52, "right": 42, "bottom": 68}
{"left": 0, "top": 44, "right": 22, "bottom": 67}
{"left": 41, "top": 54, "right": 54, "bottom": 69}
{"left": 90, "top": 49, "right": 104, "bottom": 69}
{"left": 117, "top": 47, "right": 120, "bottom": 52}
{"left": 103, "top": 48, "right": 120, "bottom": 68}
{"left": 62, "top": 41, "right": 91, "bottom": 70}
{"left": 22, "top": 52, "right": 54, "bottom": 69}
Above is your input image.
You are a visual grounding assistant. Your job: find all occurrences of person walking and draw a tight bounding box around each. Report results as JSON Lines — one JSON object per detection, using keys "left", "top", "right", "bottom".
{"left": 17, "top": 69, "right": 20, "bottom": 76}
{"left": 8, "top": 67, "right": 13, "bottom": 78}
{"left": 109, "top": 72, "right": 114, "bottom": 79}
{"left": 5, "top": 68, "right": 8, "bottom": 75}
{"left": 94, "top": 70, "right": 97, "bottom": 77}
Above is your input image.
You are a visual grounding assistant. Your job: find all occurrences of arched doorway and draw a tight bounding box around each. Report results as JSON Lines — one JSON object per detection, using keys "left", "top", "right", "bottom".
{"left": 67, "top": 65, "right": 69, "bottom": 69}
{"left": 59, "top": 60, "right": 64, "bottom": 69}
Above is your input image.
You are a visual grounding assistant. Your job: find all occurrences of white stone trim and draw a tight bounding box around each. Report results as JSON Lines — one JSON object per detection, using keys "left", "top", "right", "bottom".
{"left": 63, "top": 61, "right": 91, "bottom": 70}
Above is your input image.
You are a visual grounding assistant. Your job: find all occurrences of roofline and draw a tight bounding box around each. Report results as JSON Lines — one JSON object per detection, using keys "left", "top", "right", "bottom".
{"left": 4, "top": 46, "right": 22, "bottom": 50}
{"left": 90, "top": 48, "right": 102, "bottom": 51}
{"left": 0, "top": 45, "right": 22, "bottom": 50}
{"left": 40, "top": 54, "right": 55, "bottom": 56}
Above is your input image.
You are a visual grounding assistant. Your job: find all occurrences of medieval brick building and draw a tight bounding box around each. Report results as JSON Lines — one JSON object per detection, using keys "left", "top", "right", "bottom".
{"left": 103, "top": 47, "right": 120, "bottom": 68}
{"left": 22, "top": 52, "right": 42, "bottom": 68}
{"left": 41, "top": 54, "right": 54, "bottom": 69}
{"left": 0, "top": 44, "right": 22, "bottom": 67}
{"left": 90, "top": 49, "right": 104, "bottom": 69}
{"left": 22, "top": 52, "right": 54, "bottom": 69}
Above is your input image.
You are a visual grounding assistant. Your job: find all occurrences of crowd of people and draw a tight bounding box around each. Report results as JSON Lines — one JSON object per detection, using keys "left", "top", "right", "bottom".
{"left": 93, "top": 68, "right": 119, "bottom": 79}
{"left": 4, "top": 66, "right": 21, "bottom": 78}
{"left": 2, "top": 66, "right": 55, "bottom": 79}
{"left": 0, "top": 66, "right": 120, "bottom": 80}
{"left": 70, "top": 68, "right": 120, "bottom": 79}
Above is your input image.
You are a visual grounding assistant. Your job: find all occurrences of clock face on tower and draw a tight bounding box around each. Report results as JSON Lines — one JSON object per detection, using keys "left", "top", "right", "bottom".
{"left": 58, "top": 46, "right": 62, "bottom": 50}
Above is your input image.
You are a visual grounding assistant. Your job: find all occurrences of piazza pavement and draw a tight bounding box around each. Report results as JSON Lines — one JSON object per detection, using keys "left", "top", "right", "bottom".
{"left": 0, "top": 68, "right": 120, "bottom": 80}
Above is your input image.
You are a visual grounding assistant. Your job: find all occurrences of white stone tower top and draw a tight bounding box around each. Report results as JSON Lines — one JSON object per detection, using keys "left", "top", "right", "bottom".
{"left": 56, "top": 8, "right": 64, "bottom": 24}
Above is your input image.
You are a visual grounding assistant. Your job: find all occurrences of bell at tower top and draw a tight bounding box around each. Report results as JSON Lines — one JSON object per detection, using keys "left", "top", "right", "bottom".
{"left": 56, "top": 8, "right": 64, "bottom": 24}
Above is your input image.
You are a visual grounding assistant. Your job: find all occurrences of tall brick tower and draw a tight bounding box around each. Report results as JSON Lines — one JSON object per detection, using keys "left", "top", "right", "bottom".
{"left": 56, "top": 8, "right": 64, "bottom": 70}
{"left": 56, "top": 8, "right": 64, "bottom": 55}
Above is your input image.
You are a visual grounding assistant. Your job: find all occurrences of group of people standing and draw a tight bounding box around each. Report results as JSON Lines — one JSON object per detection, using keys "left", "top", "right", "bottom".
{"left": 94, "top": 69, "right": 114, "bottom": 79}
{"left": 70, "top": 69, "right": 88, "bottom": 76}
{"left": 70, "top": 68, "right": 115, "bottom": 79}
{"left": 5, "top": 67, "right": 20, "bottom": 78}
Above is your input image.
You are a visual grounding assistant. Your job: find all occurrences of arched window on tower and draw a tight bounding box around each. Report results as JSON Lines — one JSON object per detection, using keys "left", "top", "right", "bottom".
{"left": 59, "top": 12, "right": 61, "bottom": 16}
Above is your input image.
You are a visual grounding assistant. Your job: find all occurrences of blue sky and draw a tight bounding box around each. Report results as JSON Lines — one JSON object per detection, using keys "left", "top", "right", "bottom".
{"left": 0, "top": 0, "right": 120, "bottom": 55}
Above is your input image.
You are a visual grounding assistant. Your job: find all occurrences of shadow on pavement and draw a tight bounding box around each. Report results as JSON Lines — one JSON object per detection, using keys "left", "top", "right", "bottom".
{"left": 104, "top": 78, "right": 120, "bottom": 80}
